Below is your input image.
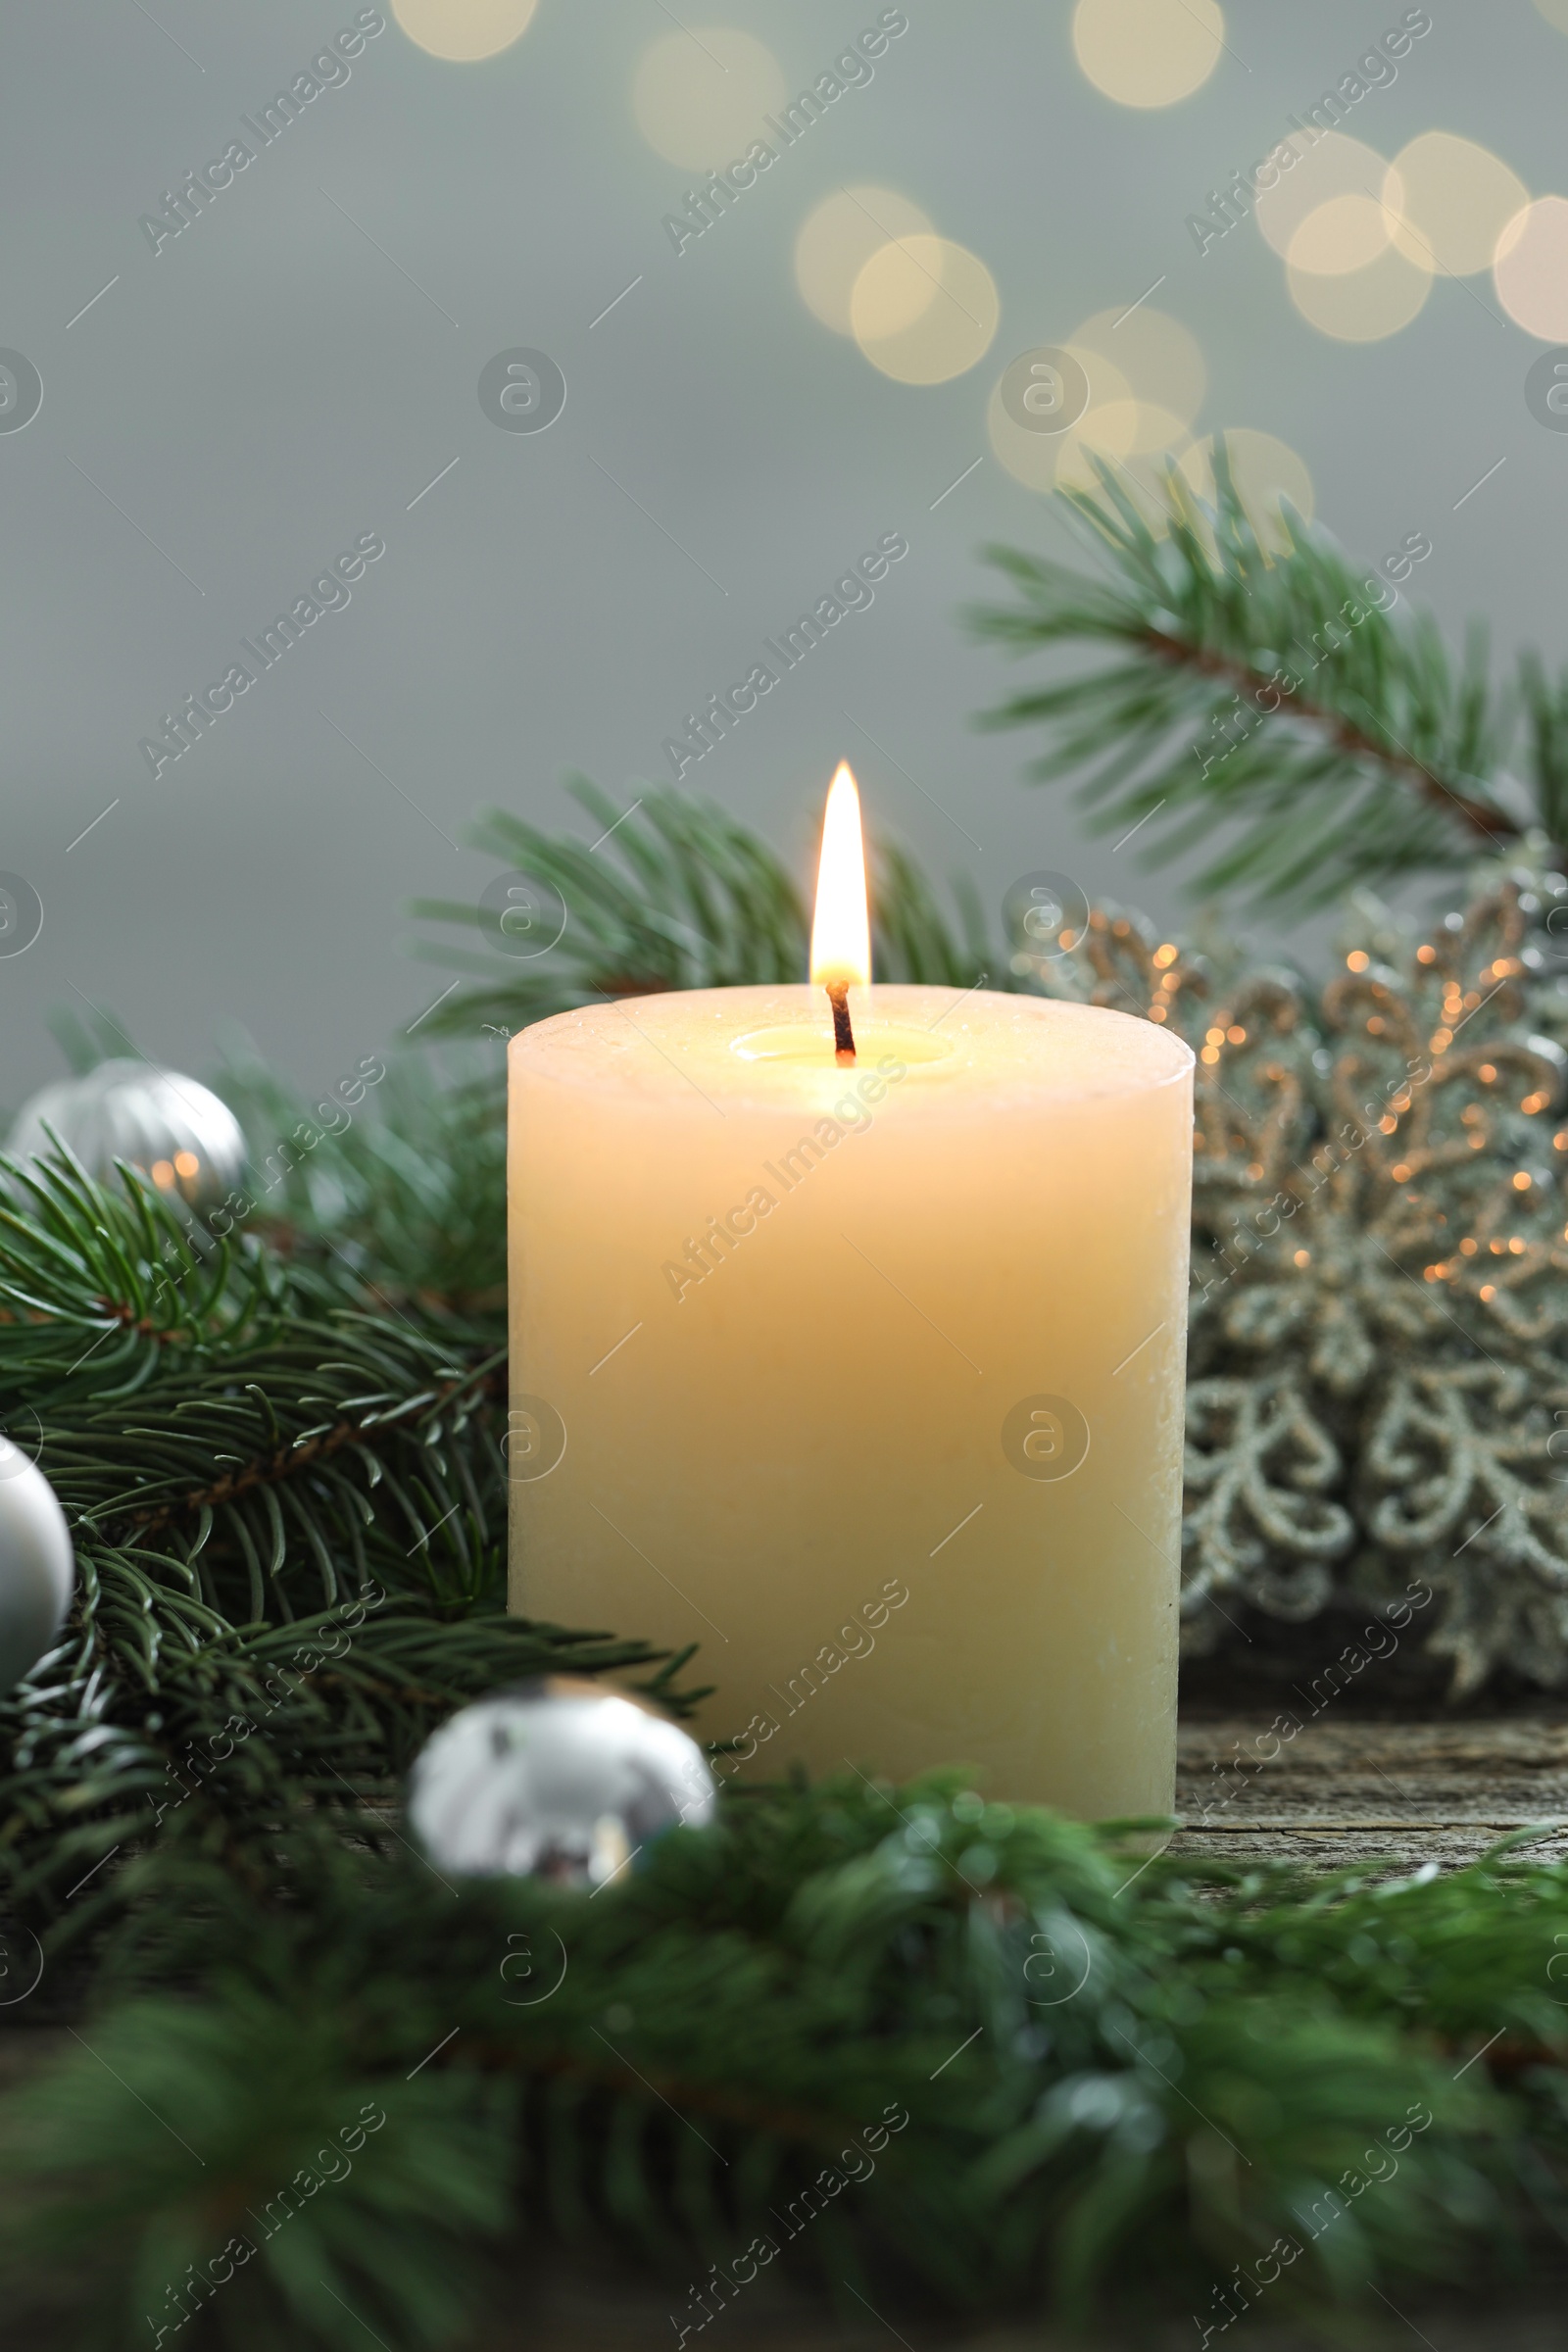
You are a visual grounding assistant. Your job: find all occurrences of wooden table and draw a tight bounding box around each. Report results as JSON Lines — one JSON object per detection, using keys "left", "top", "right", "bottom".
{"left": 1172, "top": 1712, "right": 1568, "bottom": 1874}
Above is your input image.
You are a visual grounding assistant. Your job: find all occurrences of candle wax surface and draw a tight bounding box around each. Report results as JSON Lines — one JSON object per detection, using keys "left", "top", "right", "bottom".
{"left": 509, "top": 984, "right": 1193, "bottom": 1817}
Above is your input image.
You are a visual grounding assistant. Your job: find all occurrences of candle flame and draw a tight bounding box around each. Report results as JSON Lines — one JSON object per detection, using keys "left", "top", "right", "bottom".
{"left": 808, "top": 761, "right": 871, "bottom": 990}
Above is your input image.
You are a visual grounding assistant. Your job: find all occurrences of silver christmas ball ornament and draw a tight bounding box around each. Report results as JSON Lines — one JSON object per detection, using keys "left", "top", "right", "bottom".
{"left": 0, "top": 1440, "right": 74, "bottom": 1691}
{"left": 7, "top": 1059, "right": 246, "bottom": 1216}
{"left": 408, "top": 1677, "right": 716, "bottom": 1887}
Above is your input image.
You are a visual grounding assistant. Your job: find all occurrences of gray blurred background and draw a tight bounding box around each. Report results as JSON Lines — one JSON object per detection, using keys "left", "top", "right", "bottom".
{"left": 2, "top": 0, "right": 1564, "bottom": 1105}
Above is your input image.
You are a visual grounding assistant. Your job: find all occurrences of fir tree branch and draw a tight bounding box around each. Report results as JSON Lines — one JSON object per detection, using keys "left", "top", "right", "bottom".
{"left": 126, "top": 1350, "right": 505, "bottom": 1540}
{"left": 3, "top": 1778, "right": 1557, "bottom": 2348}
{"left": 212, "top": 1050, "right": 510, "bottom": 1314}
{"left": 11, "top": 805, "right": 1568, "bottom": 2343}
{"left": 1139, "top": 619, "right": 1516, "bottom": 849}
{"left": 405, "top": 778, "right": 1002, "bottom": 1043}
{"left": 969, "top": 449, "right": 1550, "bottom": 907}
{"left": 0, "top": 1153, "right": 704, "bottom": 1942}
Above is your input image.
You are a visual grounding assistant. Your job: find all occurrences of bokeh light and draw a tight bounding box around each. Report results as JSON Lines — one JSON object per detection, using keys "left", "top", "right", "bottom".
{"left": 1071, "top": 0, "right": 1224, "bottom": 107}
{"left": 1179, "top": 430, "right": 1314, "bottom": 554}
{"left": 988, "top": 306, "right": 1199, "bottom": 516}
{"left": 851, "top": 237, "right": 1000, "bottom": 383}
{"left": 1065, "top": 306, "right": 1205, "bottom": 429}
{"left": 853, "top": 236, "right": 944, "bottom": 342}
{"left": 1057, "top": 423, "right": 1191, "bottom": 534}
{"left": 1288, "top": 191, "right": 1402, "bottom": 277}
{"left": 1054, "top": 406, "right": 1147, "bottom": 494}
{"left": 986, "top": 379, "right": 1059, "bottom": 495}
{"left": 1494, "top": 195, "right": 1568, "bottom": 339}
{"left": 1288, "top": 238, "right": 1433, "bottom": 340}
{"left": 1254, "top": 132, "right": 1394, "bottom": 262}
{"left": 1116, "top": 400, "right": 1190, "bottom": 459}
{"left": 987, "top": 367, "right": 1133, "bottom": 491}
{"left": 985, "top": 347, "right": 1192, "bottom": 516}
{"left": 633, "top": 27, "right": 785, "bottom": 171}
{"left": 795, "top": 188, "right": 934, "bottom": 335}
{"left": 987, "top": 351, "right": 1133, "bottom": 494}
{"left": 1387, "top": 133, "right": 1529, "bottom": 276}
{"left": 1069, "top": 400, "right": 1144, "bottom": 467}
{"left": 1535, "top": 0, "right": 1568, "bottom": 29}
{"left": 391, "top": 0, "right": 539, "bottom": 61}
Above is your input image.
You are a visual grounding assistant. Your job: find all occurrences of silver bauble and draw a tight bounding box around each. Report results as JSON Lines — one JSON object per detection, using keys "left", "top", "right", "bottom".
{"left": 408, "top": 1677, "right": 716, "bottom": 1886}
{"left": 0, "top": 1440, "right": 74, "bottom": 1691}
{"left": 7, "top": 1058, "right": 246, "bottom": 1215}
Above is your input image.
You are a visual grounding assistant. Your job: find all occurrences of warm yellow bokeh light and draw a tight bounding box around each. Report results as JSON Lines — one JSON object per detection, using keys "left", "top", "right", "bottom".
{"left": 1288, "top": 238, "right": 1433, "bottom": 339}
{"left": 1065, "top": 306, "right": 1205, "bottom": 429}
{"left": 987, "top": 376, "right": 1062, "bottom": 491}
{"left": 632, "top": 27, "right": 786, "bottom": 171}
{"left": 987, "top": 344, "right": 1132, "bottom": 493}
{"left": 1255, "top": 132, "right": 1393, "bottom": 262}
{"left": 1288, "top": 192, "right": 1402, "bottom": 276}
{"left": 985, "top": 360, "right": 1191, "bottom": 524}
{"left": 1063, "top": 395, "right": 1142, "bottom": 467}
{"left": 391, "top": 0, "right": 538, "bottom": 61}
{"left": 851, "top": 237, "right": 1000, "bottom": 383}
{"left": 1387, "top": 133, "right": 1529, "bottom": 276}
{"left": 850, "top": 234, "right": 945, "bottom": 341}
{"left": 795, "top": 187, "right": 933, "bottom": 335}
{"left": 1057, "top": 426, "right": 1191, "bottom": 534}
{"left": 1179, "top": 431, "right": 1314, "bottom": 554}
{"left": 987, "top": 378, "right": 1058, "bottom": 494}
{"left": 1535, "top": 0, "right": 1568, "bottom": 30}
{"left": 1057, "top": 403, "right": 1184, "bottom": 481}
{"left": 1494, "top": 195, "right": 1568, "bottom": 339}
{"left": 1118, "top": 400, "right": 1190, "bottom": 458}
{"left": 1071, "top": 0, "right": 1223, "bottom": 107}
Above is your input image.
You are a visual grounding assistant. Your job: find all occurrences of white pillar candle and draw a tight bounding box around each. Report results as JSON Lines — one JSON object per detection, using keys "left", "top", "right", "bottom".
{"left": 508, "top": 776, "right": 1193, "bottom": 1815}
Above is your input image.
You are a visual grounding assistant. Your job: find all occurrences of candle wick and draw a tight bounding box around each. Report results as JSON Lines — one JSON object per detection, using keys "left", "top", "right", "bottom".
{"left": 826, "top": 983, "right": 857, "bottom": 1064}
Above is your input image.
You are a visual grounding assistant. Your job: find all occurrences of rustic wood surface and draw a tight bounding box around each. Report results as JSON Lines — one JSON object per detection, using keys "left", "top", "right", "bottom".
{"left": 1171, "top": 1711, "right": 1568, "bottom": 1874}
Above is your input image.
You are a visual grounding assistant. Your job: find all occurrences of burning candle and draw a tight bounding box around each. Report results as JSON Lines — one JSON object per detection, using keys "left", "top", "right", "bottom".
{"left": 508, "top": 765, "right": 1194, "bottom": 1815}
{"left": 811, "top": 762, "right": 871, "bottom": 1063}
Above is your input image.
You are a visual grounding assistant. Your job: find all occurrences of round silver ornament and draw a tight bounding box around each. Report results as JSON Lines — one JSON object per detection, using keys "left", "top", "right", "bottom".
{"left": 408, "top": 1677, "right": 716, "bottom": 1887}
{"left": 0, "top": 1439, "right": 74, "bottom": 1691}
{"left": 7, "top": 1058, "right": 246, "bottom": 1216}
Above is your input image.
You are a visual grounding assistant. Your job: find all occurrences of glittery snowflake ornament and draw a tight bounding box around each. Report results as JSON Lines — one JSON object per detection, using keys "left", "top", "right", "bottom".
{"left": 1024, "top": 865, "right": 1568, "bottom": 1693}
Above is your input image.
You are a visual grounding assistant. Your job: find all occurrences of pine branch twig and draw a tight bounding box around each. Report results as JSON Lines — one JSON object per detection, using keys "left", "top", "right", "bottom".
{"left": 969, "top": 448, "right": 1553, "bottom": 907}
